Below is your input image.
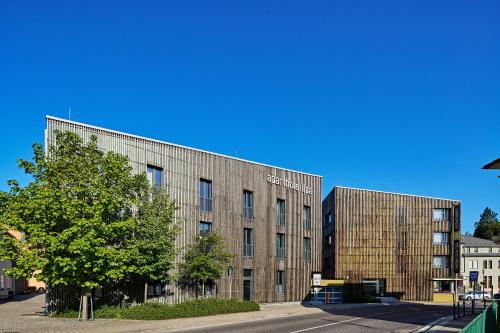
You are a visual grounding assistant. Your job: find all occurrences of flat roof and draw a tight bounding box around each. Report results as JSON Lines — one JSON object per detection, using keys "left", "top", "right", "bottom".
{"left": 483, "top": 158, "right": 500, "bottom": 170}
{"left": 46, "top": 115, "right": 322, "bottom": 178}
{"left": 335, "top": 186, "right": 461, "bottom": 202}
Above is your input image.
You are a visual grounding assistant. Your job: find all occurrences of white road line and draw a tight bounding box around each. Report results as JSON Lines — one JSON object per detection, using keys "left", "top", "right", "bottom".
{"left": 411, "top": 316, "right": 451, "bottom": 333}
{"left": 289, "top": 309, "right": 404, "bottom": 333}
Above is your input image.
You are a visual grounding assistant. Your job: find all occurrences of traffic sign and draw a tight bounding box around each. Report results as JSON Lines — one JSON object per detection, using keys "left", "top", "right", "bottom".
{"left": 469, "top": 271, "right": 479, "bottom": 282}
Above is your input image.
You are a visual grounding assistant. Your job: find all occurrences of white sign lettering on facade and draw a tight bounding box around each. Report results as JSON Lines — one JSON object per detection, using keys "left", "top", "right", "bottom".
{"left": 266, "top": 175, "right": 312, "bottom": 195}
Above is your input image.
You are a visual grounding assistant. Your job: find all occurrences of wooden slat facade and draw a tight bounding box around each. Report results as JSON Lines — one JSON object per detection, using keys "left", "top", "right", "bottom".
{"left": 322, "top": 186, "right": 460, "bottom": 301}
{"left": 45, "top": 116, "right": 322, "bottom": 303}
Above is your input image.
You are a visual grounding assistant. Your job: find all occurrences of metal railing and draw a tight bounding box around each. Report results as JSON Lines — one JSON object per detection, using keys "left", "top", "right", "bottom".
{"left": 276, "top": 247, "right": 286, "bottom": 260}
{"left": 243, "top": 244, "right": 253, "bottom": 258}
{"left": 243, "top": 207, "right": 253, "bottom": 220}
{"left": 461, "top": 301, "right": 498, "bottom": 333}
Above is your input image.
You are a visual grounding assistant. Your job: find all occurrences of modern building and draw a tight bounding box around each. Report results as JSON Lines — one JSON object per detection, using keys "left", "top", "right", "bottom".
{"left": 460, "top": 236, "right": 500, "bottom": 293}
{"left": 45, "top": 115, "right": 322, "bottom": 303}
{"left": 322, "top": 186, "right": 461, "bottom": 302}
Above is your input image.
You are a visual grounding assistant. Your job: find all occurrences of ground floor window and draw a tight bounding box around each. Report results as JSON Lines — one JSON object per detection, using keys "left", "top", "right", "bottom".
{"left": 276, "top": 270, "right": 285, "bottom": 294}
{"left": 362, "top": 279, "right": 385, "bottom": 296}
{"left": 433, "top": 280, "right": 452, "bottom": 293}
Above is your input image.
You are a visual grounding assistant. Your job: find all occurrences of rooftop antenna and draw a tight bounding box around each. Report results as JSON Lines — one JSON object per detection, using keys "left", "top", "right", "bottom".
{"left": 68, "top": 107, "right": 72, "bottom": 120}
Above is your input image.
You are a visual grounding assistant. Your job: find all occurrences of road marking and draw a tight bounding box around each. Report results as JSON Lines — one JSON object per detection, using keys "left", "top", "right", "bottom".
{"left": 411, "top": 316, "right": 451, "bottom": 333}
{"left": 289, "top": 309, "right": 404, "bottom": 333}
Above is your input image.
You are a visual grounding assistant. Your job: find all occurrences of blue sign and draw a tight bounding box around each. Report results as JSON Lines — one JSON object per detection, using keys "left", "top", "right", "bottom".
{"left": 470, "top": 271, "right": 479, "bottom": 282}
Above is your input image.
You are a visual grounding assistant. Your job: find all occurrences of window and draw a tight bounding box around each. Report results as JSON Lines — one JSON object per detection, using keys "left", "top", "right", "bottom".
{"left": 473, "top": 260, "right": 478, "bottom": 269}
{"left": 199, "top": 179, "right": 212, "bottom": 212}
{"left": 276, "top": 233, "right": 286, "bottom": 260}
{"left": 304, "top": 237, "right": 311, "bottom": 261}
{"left": 498, "top": 260, "right": 500, "bottom": 269}
{"left": 433, "top": 208, "right": 450, "bottom": 221}
{"left": 276, "top": 270, "right": 285, "bottom": 294}
{"left": 474, "top": 247, "right": 478, "bottom": 253}
{"left": 484, "top": 260, "right": 487, "bottom": 269}
{"left": 433, "top": 256, "right": 450, "bottom": 268}
{"left": 304, "top": 206, "right": 311, "bottom": 229}
{"left": 433, "top": 232, "right": 450, "bottom": 245}
{"left": 324, "top": 235, "right": 332, "bottom": 247}
{"left": 490, "top": 248, "right": 493, "bottom": 253}
{"left": 325, "top": 213, "right": 332, "bottom": 225}
{"left": 147, "top": 165, "right": 163, "bottom": 190}
{"left": 243, "top": 191, "right": 253, "bottom": 219}
{"left": 468, "top": 261, "right": 473, "bottom": 269}
{"left": 277, "top": 199, "right": 286, "bottom": 226}
{"left": 199, "top": 222, "right": 212, "bottom": 236}
{"left": 466, "top": 247, "right": 470, "bottom": 253}
{"left": 243, "top": 228, "right": 253, "bottom": 258}
{"left": 433, "top": 280, "right": 451, "bottom": 293}
{"left": 488, "top": 276, "right": 493, "bottom": 289}
{"left": 489, "top": 260, "right": 493, "bottom": 269}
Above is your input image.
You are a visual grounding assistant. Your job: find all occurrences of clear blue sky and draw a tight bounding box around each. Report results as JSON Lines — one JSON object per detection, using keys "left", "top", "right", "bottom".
{"left": 1, "top": 1, "right": 499, "bottom": 233}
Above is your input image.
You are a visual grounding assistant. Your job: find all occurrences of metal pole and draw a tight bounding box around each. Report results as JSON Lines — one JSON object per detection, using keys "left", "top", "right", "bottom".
{"left": 472, "top": 281, "right": 475, "bottom": 315}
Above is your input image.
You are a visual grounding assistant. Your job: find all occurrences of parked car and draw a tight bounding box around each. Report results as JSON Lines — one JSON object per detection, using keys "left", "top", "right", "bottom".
{"left": 459, "top": 291, "right": 492, "bottom": 300}
{"left": 493, "top": 293, "right": 500, "bottom": 300}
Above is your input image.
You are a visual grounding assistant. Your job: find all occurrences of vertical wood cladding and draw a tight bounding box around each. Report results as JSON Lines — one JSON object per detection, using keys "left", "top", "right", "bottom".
{"left": 46, "top": 116, "right": 322, "bottom": 303}
{"left": 323, "top": 187, "right": 460, "bottom": 301}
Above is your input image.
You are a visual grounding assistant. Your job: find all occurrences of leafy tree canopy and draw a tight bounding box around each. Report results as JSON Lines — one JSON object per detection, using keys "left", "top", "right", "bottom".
{"left": 128, "top": 189, "right": 179, "bottom": 282}
{"left": 178, "top": 233, "right": 233, "bottom": 298}
{"left": 473, "top": 207, "right": 499, "bottom": 240}
{"left": 0, "top": 131, "right": 153, "bottom": 289}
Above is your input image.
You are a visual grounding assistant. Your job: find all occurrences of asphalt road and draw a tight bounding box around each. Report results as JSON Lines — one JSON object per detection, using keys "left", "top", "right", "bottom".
{"left": 173, "top": 303, "right": 453, "bottom": 333}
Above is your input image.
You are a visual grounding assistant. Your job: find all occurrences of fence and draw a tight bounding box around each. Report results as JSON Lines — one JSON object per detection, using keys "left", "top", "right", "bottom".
{"left": 461, "top": 302, "right": 498, "bottom": 333}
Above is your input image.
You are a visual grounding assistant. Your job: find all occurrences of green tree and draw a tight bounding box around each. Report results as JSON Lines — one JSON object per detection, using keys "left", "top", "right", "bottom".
{"left": 128, "top": 189, "right": 179, "bottom": 302}
{"left": 473, "top": 207, "right": 499, "bottom": 240}
{"left": 178, "top": 233, "right": 233, "bottom": 299}
{"left": 0, "top": 131, "right": 149, "bottom": 320}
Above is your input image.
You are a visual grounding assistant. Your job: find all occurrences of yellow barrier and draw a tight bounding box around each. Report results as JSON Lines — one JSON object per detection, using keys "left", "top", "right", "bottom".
{"left": 433, "top": 293, "right": 454, "bottom": 303}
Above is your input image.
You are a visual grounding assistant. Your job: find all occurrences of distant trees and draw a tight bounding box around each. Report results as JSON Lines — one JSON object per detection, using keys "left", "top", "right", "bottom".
{"left": 473, "top": 207, "right": 499, "bottom": 240}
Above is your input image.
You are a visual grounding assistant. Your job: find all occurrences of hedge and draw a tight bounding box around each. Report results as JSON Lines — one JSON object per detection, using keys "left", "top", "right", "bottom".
{"left": 52, "top": 298, "right": 260, "bottom": 320}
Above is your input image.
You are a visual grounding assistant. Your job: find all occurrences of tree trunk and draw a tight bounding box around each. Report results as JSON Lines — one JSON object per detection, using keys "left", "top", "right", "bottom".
{"left": 81, "top": 288, "right": 89, "bottom": 321}
{"left": 202, "top": 281, "right": 205, "bottom": 299}
{"left": 144, "top": 282, "right": 148, "bottom": 304}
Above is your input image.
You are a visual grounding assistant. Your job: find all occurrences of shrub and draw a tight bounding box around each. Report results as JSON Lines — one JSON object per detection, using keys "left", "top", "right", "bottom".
{"left": 345, "top": 294, "right": 381, "bottom": 303}
{"left": 52, "top": 299, "right": 260, "bottom": 320}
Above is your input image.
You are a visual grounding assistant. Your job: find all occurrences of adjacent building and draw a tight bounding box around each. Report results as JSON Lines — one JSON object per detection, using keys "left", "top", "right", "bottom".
{"left": 460, "top": 236, "right": 500, "bottom": 293}
{"left": 322, "top": 186, "right": 461, "bottom": 302}
{"left": 45, "top": 116, "right": 322, "bottom": 303}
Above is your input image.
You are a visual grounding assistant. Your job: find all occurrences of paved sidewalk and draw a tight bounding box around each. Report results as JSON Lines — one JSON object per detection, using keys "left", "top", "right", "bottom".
{"left": 0, "top": 295, "right": 381, "bottom": 333}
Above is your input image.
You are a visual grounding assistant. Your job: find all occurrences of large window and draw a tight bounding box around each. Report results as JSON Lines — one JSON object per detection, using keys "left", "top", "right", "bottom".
{"left": 147, "top": 165, "right": 162, "bottom": 190}
{"left": 277, "top": 199, "right": 286, "bottom": 226}
{"left": 276, "top": 270, "right": 285, "bottom": 294}
{"left": 243, "top": 190, "right": 253, "bottom": 219}
{"left": 304, "top": 206, "right": 311, "bottom": 229}
{"left": 304, "top": 237, "right": 311, "bottom": 262}
{"left": 243, "top": 228, "right": 253, "bottom": 258}
{"left": 199, "top": 221, "right": 212, "bottom": 236}
{"left": 199, "top": 179, "right": 212, "bottom": 212}
{"left": 325, "top": 213, "right": 332, "bottom": 225}
{"left": 276, "top": 233, "right": 286, "bottom": 260}
{"left": 433, "top": 208, "right": 450, "bottom": 221}
{"left": 433, "top": 232, "right": 450, "bottom": 245}
{"left": 433, "top": 280, "right": 452, "bottom": 293}
{"left": 433, "top": 255, "right": 450, "bottom": 268}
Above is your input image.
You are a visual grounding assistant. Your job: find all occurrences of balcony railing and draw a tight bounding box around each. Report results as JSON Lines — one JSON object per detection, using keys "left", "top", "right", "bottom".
{"left": 243, "top": 244, "right": 253, "bottom": 258}
{"left": 276, "top": 247, "right": 286, "bottom": 260}
{"left": 243, "top": 207, "right": 254, "bottom": 220}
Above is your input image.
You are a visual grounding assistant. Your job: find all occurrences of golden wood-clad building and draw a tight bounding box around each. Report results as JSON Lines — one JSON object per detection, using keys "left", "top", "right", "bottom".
{"left": 322, "top": 186, "right": 461, "bottom": 302}
{"left": 45, "top": 116, "right": 322, "bottom": 303}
